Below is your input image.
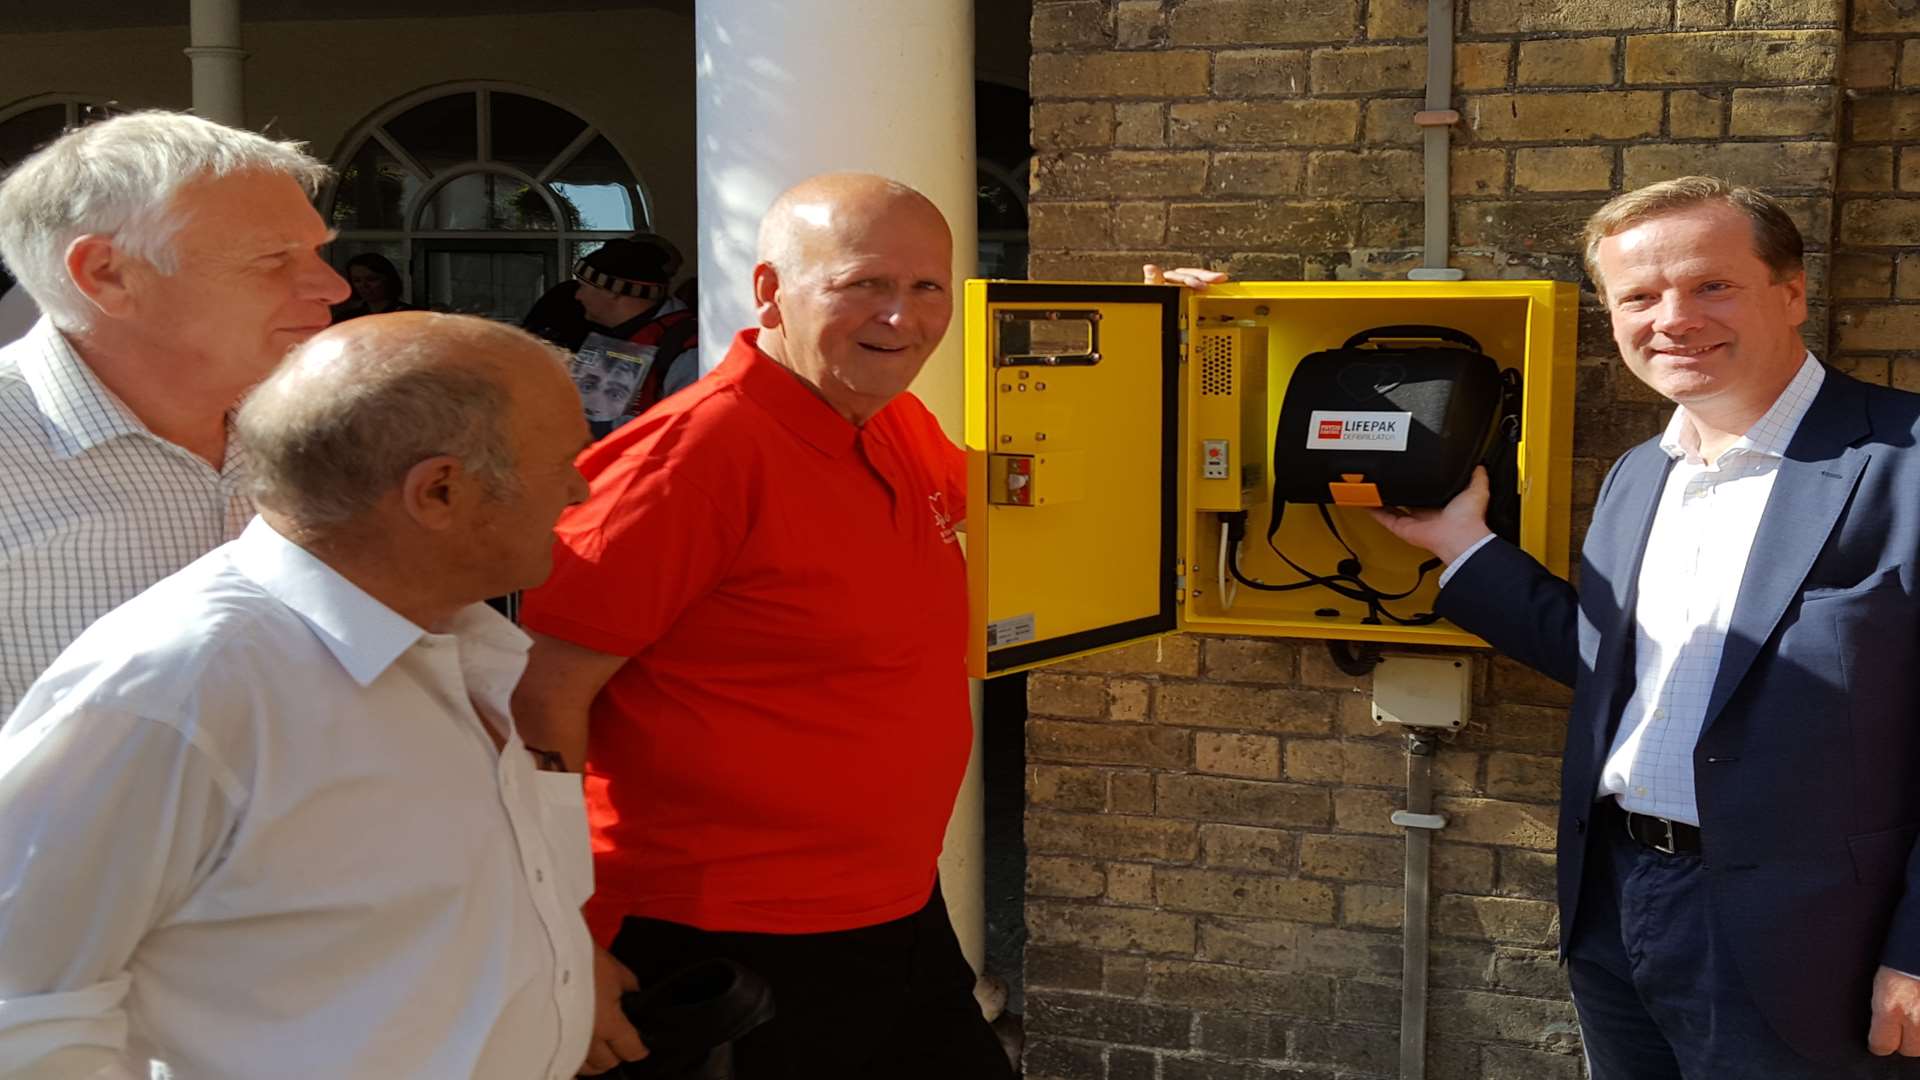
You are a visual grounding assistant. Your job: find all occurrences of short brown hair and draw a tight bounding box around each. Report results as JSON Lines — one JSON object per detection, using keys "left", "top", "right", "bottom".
{"left": 1582, "top": 176, "right": 1803, "bottom": 294}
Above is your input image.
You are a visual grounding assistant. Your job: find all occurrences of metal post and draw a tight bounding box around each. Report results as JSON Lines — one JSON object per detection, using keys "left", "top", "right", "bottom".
{"left": 1395, "top": 730, "right": 1448, "bottom": 1080}
{"left": 186, "top": 0, "right": 247, "bottom": 127}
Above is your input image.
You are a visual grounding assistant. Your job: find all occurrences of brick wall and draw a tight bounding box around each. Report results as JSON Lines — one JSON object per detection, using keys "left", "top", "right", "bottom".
{"left": 1020, "top": 1, "right": 1920, "bottom": 1077}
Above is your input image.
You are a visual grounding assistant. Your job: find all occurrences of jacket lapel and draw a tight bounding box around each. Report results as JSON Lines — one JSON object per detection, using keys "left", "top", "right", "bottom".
{"left": 1701, "top": 372, "right": 1871, "bottom": 734}
{"left": 1581, "top": 443, "right": 1673, "bottom": 764}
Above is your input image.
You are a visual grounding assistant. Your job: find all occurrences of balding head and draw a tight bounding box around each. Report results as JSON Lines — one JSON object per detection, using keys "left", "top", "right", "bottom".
{"left": 751, "top": 173, "right": 955, "bottom": 425}
{"left": 235, "top": 312, "right": 565, "bottom": 530}
{"left": 756, "top": 173, "right": 948, "bottom": 277}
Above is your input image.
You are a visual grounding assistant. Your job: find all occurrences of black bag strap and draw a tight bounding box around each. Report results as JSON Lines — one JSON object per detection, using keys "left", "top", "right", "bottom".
{"left": 1341, "top": 324, "right": 1483, "bottom": 353}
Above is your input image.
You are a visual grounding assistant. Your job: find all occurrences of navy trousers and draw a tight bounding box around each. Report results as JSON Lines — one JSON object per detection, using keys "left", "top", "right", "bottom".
{"left": 1568, "top": 800, "right": 1918, "bottom": 1079}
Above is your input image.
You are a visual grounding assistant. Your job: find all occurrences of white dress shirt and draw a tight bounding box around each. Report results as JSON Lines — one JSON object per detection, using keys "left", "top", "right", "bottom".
{"left": 0, "top": 318, "right": 253, "bottom": 717}
{"left": 0, "top": 518, "right": 594, "bottom": 1080}
{"left": 1599, "top": 354, "right": 1825, "bottom": 824}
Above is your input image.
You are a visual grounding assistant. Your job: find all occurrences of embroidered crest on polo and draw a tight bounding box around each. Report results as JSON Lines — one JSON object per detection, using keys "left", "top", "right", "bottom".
{"left": 927, "top": 491, "right": 957, "bottom": 544}
{"left": 1305, "top": 410, "right": 1413, "bottom": 452}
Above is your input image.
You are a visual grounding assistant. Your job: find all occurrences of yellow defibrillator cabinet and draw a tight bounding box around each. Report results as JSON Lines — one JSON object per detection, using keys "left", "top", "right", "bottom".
{"left": 963, "top": 279, "right": 1579, "bottom": 678}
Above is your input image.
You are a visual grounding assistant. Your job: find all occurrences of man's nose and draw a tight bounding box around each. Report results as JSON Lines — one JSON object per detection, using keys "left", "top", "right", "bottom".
{"left": 306, "top": 255, "right": 352, "bottom": 304}
{"left": 1650, "top": 291, "right": 1702, "bottom": 334}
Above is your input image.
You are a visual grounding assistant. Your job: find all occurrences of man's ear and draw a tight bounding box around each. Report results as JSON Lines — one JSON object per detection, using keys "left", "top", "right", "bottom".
{"left": 398, "top": 455, "right": 465, "bottom": 531}
{"left": 751, "top": 262, "right": 782, "bottom": 330}
{"left": 1780, "top": 268, "right": 1809, "bottom": 329}
{"left": 65, "top": 235, "right": 140, "bottom": 320}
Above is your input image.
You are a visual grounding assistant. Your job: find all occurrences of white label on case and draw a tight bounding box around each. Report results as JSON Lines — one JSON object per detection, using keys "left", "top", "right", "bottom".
{"left": 1306, "top": 410, "right": 1412, "bottom": 452}
{"left": 986, "top": 613, "right": 1037, "bottom": 648}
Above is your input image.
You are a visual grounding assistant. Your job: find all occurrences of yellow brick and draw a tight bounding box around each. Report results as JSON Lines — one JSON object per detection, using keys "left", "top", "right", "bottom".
{"left": 1855, "top": 0, "right": 1920, "bottom": 32}
{"left": 1367, "top": 0, "right": 1426, "bottom": 37}
{"left": 1208, "top": 151, "right": 1309, "bottom": 196}
{"left": 1051, "top": 633, "right": 1201, "bottom": 675}
{"left": 1168, "top": 0, "right": 1359, "bottom": 43}
{"left": 1213, "top": 49, "right": 1311, "bottom": 98}
{"left": 1623, "top": 141, "right": 1835, "bottom": 191}
{"left": 1904, "top": 149, "right": 1920, "bottom": 192}
{"left": 1903, "top": 41, "right": 1920, "bottom": 87}
{"left": 1114, "top": 103, "right": 1167, "bottom": 147}
{"left": 1194, "top": 732, "right": 1282, "bottom": 778}
{"left": 1837, "top": 305, "right": 1920, "bottom": 350}
{"left": 1452, "top": 148, "right": 1507, "bottom": 196}
{"left": 1306, "top": 149, "right": 1425, "bottom": 199}
{"left": 1516, "top": 37, "right": 1616, "bottom": 86}
{"left": 1029, "top": 856, "right": 1106, "bottom": 898}
{"left": 1831, "top": 253, "right": 1894, "bottom": 299}
{"left": 1469, "top": 0, "right": 1666, "bottom": 31}
{"left": 1853, "top": 96, "right": 1920, "bottom": 143}
{"left": 1513, "top": 147, "right": 1614, "bottom": 193}
{"left": 1668, "top": 90, "right": 1725, "bottom": 138}
{"left": 1032, "top": 102, "right": 1114, "bottom": 150}
{"left": 1624, "top": 30, "right": 1842, "bottom": 85}
{"left": 1729, "top": 87, "right": 1838, "bottom": 137}
{"left": 1028, "top": 900, "right": 1198, "bottom": 955}
{"left": 1466, "top": 92, "right": 1663, "bottom": 142}
{"left": 1845, "top": 41, "right": 1898, "bottom": 89}
{"left": 1732, "top": 0, "right": 1842, "bottom": 22}
{"left": 1432, "top": 796, "right": 1558, "bottom": 849}
{"left": 1105, "top": 862, "right": 1156, "bottom": 905}
{"left": 1900, "top": 254, "right": 1920, "bottom": 299}
{"left": 1170, "top": 99, "right": 1364, "bottom": 146}
{"left": 1841, "top": 147, "right": 1896, "bottom": 192}
{"left": 1456, "top": 42, "right": 1513, "bottom": 91}
{"left": 1840, "top": 199, "right": 1920, "bottom": 246}
{"left": 1675, "top": 0, "right": 1730, "bottom": 27}
{"left": 1031, "top": 51, "right": 1213, "bottom": 100}
{"left": 1310, "top": 44, "right": 1427, "bottom": 94}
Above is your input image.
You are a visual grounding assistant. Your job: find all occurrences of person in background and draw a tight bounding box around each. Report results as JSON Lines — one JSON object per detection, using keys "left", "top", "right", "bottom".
{"left": 0, "top": 110, "right": 350, "bottom": 718}
{"left": 330, "top": 251, "right": 414, "bottom": 322}
{"left": 563, "top": 235, "right": 700, "bottom": 436}
{"left": 0, "top": 312, "right": 596, "bottom": 1079}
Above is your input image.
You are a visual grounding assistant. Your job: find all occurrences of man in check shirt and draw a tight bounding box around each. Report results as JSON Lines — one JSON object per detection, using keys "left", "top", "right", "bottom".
{"left": 1378, "top": 178, "right": 1920, "bottom": 1077}
{"left": 0, "top": 110, "right": 350, "bottom": 716}
{"left": 0, "top": 313, "right": 597, "bottom": 1078}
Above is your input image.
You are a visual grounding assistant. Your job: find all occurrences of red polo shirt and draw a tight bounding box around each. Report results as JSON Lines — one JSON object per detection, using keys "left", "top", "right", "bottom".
{"left": 521, "top": 330, "right": 970, "bottom": 943}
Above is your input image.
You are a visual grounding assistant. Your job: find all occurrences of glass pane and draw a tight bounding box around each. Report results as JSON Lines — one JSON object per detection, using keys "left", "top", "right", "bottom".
{"left": 325, "top": 239, "right": 410, "bottom": 321}
{"left": 0, "top": 105, "right": 68, "bottom": 170}
{"left": 329, "top": 139, "right": 422, "bottom": 231}
{"left": 418, "top": 172, "right": 561, "bottom": 232}
{"left": 423, "top": 249, "right": 554, "bottom": 322}
{"left": 491, "top": 92, "right": 587, "bottom": 176}
{"left": 978, "top": 170, "right": 1027, "bottom": 232}
{"left": 549, "top": 135, "right": 640, "bottom": 230}
{"left": 978, "top": 238, "right": 1029, "bottom": 280}
{"left": 384, "top": 93, "right": 478, "bottom": 175}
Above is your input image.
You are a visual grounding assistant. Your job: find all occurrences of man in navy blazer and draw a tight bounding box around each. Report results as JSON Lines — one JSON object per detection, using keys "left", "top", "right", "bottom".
{"left": 1377, "top": 177, "right": 1920, "bottom": 1078}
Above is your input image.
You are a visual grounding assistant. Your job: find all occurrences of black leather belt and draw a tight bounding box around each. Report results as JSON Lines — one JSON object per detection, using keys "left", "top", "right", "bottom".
{"left": 1620, "top": 807, "right": 1702, "bottom": 855}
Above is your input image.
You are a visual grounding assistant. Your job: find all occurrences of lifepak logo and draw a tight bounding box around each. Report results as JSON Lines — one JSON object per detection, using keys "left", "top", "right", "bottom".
{"left": 1306, "top": 410, "right": 1412, "bottom": 452}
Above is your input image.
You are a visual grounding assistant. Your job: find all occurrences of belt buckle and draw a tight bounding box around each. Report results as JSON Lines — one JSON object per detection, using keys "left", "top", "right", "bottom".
{"left": 1651, "top": 816, "right": 1678, "bottom": 855}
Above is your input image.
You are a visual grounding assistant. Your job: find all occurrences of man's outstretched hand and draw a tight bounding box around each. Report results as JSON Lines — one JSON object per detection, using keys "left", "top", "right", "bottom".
{"left": 1367, "top": 466, "right": 1494, "bottom": 567}
{"left": 1143, "top": 264, "right": 1229, "bottom": 290}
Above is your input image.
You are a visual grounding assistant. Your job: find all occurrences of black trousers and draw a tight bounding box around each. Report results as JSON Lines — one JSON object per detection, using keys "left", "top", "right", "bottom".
{"left": 607, "top": 881, "right": 1012, "bottom": 1080}
{"left": 1569, "top": 800, "right": 1918, "bottom": 1079}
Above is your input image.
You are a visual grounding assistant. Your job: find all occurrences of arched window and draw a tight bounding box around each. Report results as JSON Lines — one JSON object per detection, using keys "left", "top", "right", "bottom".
{"left": 323, "top": 84, "right": 649, "bottom": 322}
{"left": 0, "top": 95, "right": 117, "bottom": 172}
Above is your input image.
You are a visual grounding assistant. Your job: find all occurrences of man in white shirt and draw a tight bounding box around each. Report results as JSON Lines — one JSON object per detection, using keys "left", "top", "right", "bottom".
{"left": 1377, "top": 177, "right": 1920, "bottom": 1077}
{"left": 0, "top": 110, "right": 351, "bottom": 716}
{"left": 0, "top": 312, "right": 597, "bottom": 1079}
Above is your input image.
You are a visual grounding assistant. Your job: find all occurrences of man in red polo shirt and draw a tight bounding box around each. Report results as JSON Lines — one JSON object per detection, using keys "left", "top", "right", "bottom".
{"left": 515, "top": 172, "right": 1223, "bottom": 1077}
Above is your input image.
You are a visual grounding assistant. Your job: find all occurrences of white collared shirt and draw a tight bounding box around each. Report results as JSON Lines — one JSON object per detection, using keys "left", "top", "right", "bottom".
{"left": 0, "top": 318, "right": 254, "bottom": 717}
{"left": 1599, "top": 353, "right": 1826, "bottom": 824}
{"left": 0, "top": 518, "right": 594, "bottom": 1080}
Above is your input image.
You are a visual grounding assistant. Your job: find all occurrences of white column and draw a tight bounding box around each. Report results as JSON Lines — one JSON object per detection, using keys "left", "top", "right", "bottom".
{"left": 186, "top": 0, "right": 247, "bottom": 128}
{"left": 694, "top": 0, "right": 987, "bottom": 973}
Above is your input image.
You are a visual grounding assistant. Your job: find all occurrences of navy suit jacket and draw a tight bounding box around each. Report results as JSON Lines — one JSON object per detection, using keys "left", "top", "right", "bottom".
{"left": 1438, "top": 367, "right": 1920, "bottom": 1064}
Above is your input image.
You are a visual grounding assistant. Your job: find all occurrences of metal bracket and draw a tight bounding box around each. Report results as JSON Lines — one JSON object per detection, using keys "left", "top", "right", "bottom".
{"left": 1391, "top": 810, "right": 1449, "bottom": 830}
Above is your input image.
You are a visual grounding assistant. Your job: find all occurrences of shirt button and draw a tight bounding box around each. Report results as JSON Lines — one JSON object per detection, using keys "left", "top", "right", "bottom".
{"left": 535, "top": 868, "right": 545, "bottom": 883}
{"left": 1634, "top": 785, "right": 1648, "bottom": 797}
{"left": 561, "top": 969, "right": 571, "bottom": 985}
{"left": 1650, "top": 708, "right": 1665, "bottom": 722}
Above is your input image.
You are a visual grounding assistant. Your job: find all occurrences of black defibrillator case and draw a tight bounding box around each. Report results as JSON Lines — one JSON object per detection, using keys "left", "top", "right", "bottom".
{"left": 1273, "top": 325, "right": 1511, "bottom": 509}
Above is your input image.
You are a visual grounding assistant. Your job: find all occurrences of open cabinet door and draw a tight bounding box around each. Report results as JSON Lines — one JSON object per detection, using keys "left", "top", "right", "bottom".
{"left": 963, "top": 281, "right": 1182, "bottom": 677}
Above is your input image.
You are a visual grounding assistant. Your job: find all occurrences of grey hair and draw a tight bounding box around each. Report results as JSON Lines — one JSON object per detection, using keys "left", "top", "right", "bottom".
{"left": 233, "top": 315, "right": 559, "bottom": 529}
{"left": 0, "top": 110, "right": 331, "bottom": 332}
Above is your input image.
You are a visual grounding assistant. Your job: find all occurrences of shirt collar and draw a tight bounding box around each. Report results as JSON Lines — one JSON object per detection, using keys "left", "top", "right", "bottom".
{"left": 727, "top": 328, "right": 863, "bottom": 457}
{"left": 228, "top": 516, "right": 528, "bottom": 688}
{"left": 1659, "top": 352, "right": 1825, "bottom": 464}
{"left": 16, "top": 318, "right": 150, "bottom": 460}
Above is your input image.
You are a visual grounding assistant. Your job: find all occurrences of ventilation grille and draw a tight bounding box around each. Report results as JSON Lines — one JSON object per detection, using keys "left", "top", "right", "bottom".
{"left": 1198, "top": 331, "right": 1234, "bottom": 396}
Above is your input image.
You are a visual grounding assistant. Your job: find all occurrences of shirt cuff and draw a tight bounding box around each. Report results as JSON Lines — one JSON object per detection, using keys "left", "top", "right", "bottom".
{"left": 1436, "top": 533, "right": 1497, "bottom": 589}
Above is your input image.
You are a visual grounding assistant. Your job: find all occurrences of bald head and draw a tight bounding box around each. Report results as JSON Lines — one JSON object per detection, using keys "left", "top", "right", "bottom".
{"left": 235, "top": 311, "right": 568, "bottom": 529}
{"left": 756, "top": 173, "right": 950, "bottom": 280}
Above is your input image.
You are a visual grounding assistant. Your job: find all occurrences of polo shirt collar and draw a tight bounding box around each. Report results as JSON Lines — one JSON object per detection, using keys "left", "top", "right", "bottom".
{"left": 17, "top": 318, "right": 149, "bottom": 460}
{"left": 728, "top": 328, "right": 862, "bottom": 457}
